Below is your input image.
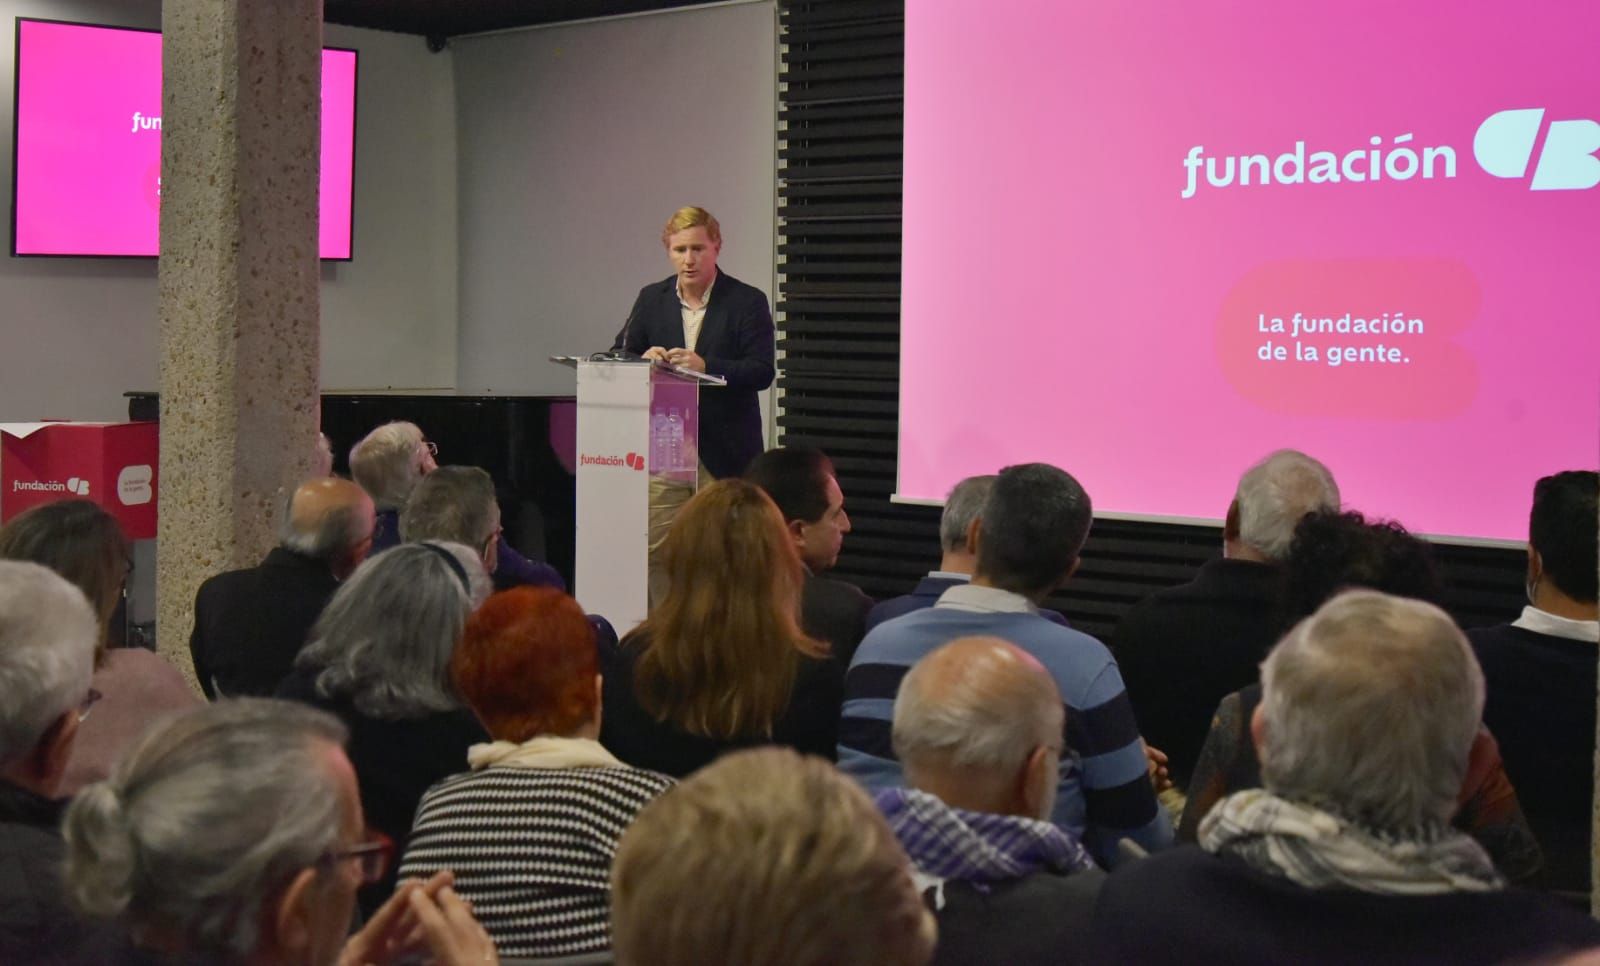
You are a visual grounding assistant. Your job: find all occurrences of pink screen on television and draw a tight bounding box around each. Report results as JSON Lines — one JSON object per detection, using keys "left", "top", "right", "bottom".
{"left": 12, "top": 19, "right": 357, "bottom": 259}
{"left": 899, "top": 0, "right": 1600, "bottom": 543}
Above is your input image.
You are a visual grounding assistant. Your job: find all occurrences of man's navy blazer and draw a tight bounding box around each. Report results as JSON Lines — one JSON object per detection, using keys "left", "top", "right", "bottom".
{"left": 614, "top": 270, "right": 774, "bottom": 479}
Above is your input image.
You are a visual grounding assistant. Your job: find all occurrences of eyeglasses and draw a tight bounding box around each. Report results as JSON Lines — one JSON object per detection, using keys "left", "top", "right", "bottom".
{"left": 421, "top": 441, "right": 439, "bottom": 457}
{"left": 319, "top": 837, "right": 393, "bottom": 886}
{"left": 77, "top": 688, "right": 103, "bottom": 724}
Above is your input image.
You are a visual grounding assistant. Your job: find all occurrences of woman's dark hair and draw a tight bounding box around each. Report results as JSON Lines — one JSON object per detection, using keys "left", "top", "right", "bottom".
{"left": 0, "top": 499, "right": 128, "bottom": 659}
{"left": 1281, "top": 510, "right": 1443, "bottom": 626}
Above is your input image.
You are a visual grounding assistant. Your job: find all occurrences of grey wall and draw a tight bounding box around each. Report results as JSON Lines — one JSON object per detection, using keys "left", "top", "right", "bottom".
{"left": 452, "top": 1, "right": 778, "bottom": 401}
{"left": 0, "top": 2, "right": 459, "bottom": 422}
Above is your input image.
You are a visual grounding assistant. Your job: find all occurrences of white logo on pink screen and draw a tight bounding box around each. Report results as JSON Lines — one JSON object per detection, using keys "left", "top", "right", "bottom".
{"left": 1180, "top": 107, "right": 1600, "bottom": 198}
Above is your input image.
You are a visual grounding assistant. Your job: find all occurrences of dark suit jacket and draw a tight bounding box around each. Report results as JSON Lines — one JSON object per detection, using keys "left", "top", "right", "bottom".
{"left": 614, "top": 270, "right": 775, "bottom": 479}
{"left": 1111, "top": 558, "right": 1284, "bottom": 788}
{"left": 803, "top": 571, "right": 874, "bottom": 668}
{"left": 189, "top": 547, "right": 341, "bottom": 699}
{"left": 1470, "top": 622, "right": 1597, "bottom": 896}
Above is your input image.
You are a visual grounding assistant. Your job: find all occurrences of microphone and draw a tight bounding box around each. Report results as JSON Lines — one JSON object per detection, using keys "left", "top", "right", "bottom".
{"left": 602, "top": 299, "right": 642, "bottom": 361}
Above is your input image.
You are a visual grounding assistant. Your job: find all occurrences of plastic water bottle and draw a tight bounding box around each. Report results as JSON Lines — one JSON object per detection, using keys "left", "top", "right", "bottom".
{"left": 666, "top": 408, "right": 685, "bottom": 475}
{"left": 651, "top": 409, "right": 670, "bottom": 473}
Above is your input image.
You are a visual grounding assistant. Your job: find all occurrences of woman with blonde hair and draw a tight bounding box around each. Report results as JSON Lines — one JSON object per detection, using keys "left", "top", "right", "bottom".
{"left": 600, "top": 479, "right": 839, "bottom": 776}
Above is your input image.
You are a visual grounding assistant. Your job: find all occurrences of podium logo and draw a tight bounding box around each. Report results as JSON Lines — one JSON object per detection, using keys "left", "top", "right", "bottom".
{"left": 1474, "top": 109, "right": 1600, "bottom": 190}
{"left": 67, "top": 478, "right": 90, "bottom": 496}
{"left": 117, "top": 465, "right": 154, "bottom": 506}
{"left": 579, "top": 452, "right": 645, "bottom": 472}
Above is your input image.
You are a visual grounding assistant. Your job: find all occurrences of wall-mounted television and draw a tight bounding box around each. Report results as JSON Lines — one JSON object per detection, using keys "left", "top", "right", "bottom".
{"left": 11, "top": 17, "right": 357, "bottom": 259}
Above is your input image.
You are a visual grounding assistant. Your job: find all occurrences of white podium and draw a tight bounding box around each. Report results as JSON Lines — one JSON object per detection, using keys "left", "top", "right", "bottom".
{"left": 551, "top": 357, "right": 723, "bottom": 629}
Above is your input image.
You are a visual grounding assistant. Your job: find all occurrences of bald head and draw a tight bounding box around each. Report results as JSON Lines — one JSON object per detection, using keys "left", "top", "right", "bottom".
{"left": 278, "top": 478, "right": 375, "bottom": 578}
{"left": 892, "top": 636, "right": 1064, "bottom": 818}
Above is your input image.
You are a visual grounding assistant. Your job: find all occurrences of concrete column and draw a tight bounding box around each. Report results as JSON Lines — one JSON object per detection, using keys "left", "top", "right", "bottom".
{"left": 156, "top": 0, "right": 323, "bottom": 687}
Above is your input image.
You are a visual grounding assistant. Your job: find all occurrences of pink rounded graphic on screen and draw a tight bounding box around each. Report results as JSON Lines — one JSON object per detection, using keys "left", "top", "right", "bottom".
{"left": 13, "top": 20, "right": 356, "bottom": 258}
{"left": 1215, "top": 258, "right": 1482, "bottom": 420}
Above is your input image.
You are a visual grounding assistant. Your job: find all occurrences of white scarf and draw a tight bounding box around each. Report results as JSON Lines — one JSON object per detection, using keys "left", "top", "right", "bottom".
{"left": 1199, "top": 789, "right": 1504, "bottom": 895}
{"left": 467, "top": 735, "right": 624, "bottom": 771}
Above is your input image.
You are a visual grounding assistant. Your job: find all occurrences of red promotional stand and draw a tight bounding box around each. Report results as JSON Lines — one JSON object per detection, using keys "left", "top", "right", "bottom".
{"left": 0, "top": 422, "right": 159, "bottom": 538}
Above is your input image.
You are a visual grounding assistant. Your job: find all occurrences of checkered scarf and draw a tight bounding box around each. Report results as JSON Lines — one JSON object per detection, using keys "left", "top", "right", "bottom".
{"left": 1199, "top": 789, "right": 1504, "bottom": 895}
{"left": 875, "top": 788, "right": 1096, "bottom": 886}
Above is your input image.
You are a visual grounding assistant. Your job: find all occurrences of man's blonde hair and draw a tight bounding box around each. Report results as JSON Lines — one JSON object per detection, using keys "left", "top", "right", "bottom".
{"left": 612, "top": 749, "right": 935, "bottom": 966}
{"left": 660, "top": 206, "right": 721, "bottom": 247}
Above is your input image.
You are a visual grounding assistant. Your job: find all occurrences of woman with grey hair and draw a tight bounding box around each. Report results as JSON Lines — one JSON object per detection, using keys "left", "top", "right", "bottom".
{"left": 62, "top": 698, "right": 497, "bottom": 964}
{"left": 277, "top": 540, "right": 490, "bottom": 910}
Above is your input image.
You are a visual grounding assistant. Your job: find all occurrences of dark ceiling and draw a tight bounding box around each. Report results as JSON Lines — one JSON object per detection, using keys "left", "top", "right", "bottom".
{"left": 323, "top": 0, "right": 706, "bottom": 41}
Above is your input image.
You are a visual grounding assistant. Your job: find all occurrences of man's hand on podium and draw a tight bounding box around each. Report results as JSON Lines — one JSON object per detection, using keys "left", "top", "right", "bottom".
{"left": 666, "top": 348, "right": 706, "bottom": 373}
{"left": 642, "top": 346, "right": 670, "bottom": 363}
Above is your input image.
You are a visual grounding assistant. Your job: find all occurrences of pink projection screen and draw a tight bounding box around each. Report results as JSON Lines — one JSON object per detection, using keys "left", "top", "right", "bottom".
{"left": 900, "top": 1, "right": 1600, "bottom": 543}
{"left": 12, "top": 19, "right": 357, "bottom": 259}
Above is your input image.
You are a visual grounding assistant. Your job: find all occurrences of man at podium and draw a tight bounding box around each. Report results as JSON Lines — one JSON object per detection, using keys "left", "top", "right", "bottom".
{"left": 611, "top": 206, "right": 775, "bottom": 481}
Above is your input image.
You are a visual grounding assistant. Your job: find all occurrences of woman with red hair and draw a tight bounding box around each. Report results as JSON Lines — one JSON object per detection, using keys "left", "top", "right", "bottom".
{"left": 397, "top": 586, "right": 673, "bottom": 958}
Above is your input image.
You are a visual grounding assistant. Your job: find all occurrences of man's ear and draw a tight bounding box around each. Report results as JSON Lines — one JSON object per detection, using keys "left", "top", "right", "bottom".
{"left": 1018, "top": 745, "right": 1055, "bottom": 820}
{"left": 787, "top": 518, "right": 809, "bottom": 548}
{"left": 1249, "top": 703, "right": 1267, "bottom": 759}
{"left": 24, "top": 710, "right": 79, "bottom": 793}
{"left": 1223, "top": 499, "right": 1242, "bottom": 543}
{"left": 1527, "top": 547, "right": 1543, "bottom": 583}
{"left": 270, "top": 867, "right": 319, "bottom": 960}
{"left": 965, "top": 519, "right": 983, "bottom": 558}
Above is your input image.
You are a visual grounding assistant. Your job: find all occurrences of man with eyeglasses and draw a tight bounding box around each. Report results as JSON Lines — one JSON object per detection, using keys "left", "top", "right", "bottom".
{"left": 401, "top": 465, "right": 565, "bottom": 592}
{"left": 61, "top": 698, "right": 498, "bottom": 964}
{"left": 351, "top": 421, "right": 565, "bottom": 593}
{"left": 0, "top": 560, "right": 116, "bottom": 961}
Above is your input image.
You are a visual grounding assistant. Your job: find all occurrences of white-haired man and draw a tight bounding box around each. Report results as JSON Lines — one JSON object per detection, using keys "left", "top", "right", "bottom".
{"left": 0, "top": 561, "right": 109, "bottom": 960}
{"left": 190, "top": 477, "right": 376, "bottom": 698}
{"left": 1113, "top": 449, "right": 1339, "bottom": 790}
{"left": 351, "top": 421, "right": 565, "bottom": 592}
{"left": 880, "top": 637, "right": 1103, "bottom": 965}
{"left": 1095, "top": 590, "right": 1600, "bottom": 964}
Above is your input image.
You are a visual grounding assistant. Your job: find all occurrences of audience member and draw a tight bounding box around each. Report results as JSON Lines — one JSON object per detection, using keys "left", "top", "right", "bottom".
{"left": 0, "top": 500, "right": 197, "bottom": 795}
{"left": 277, "top": 541, "right": 491, "bottom": 908}
{"left": 189, "top": 477, "right": 375, "bottom": 699}
{"left": 352, "top": 420, "right": 563, "bottom": 591}
{"left": 402, "top": 464, "right": 565, "bottom": 591}
{"left": 868, "top": 476, "right": 996, "bottom": 631}
{"left": 1114, "top": 449, "right": 1338, "bottom": 789}
{"left": 1095, "top": 591, "right": 1600, "bottom": 964}
{"left": 1471, "top": 470, "right": 1599, "bottom": 901}
{"left": 0, "top": 561, "right": 115, "bottom": 963}
{"left": 868, "top": 474, "right": 1072, "bottom": 635}
{"left": 1179, "top": 510, "right": 1542, "bottom": 883}
{"left": 840, "top": 463, "right": 1172, "bottom": 865}
{"left": 349, "top": 420, "right": 437, "bottom": 552}
{"left": 745, "top": 446, "right": 874, "bottom": 664}
{"left": 400, "top": 586, "right": 674, "bottom": 957}
{"left": 612, "top": 748, "right": 936, "bottom": 966}
{"left": 314, "top": 431, "right": 336, "bottom": 477}
{"left": 63, "top": 699, "right": 498, "bottom": 965}
{"left": 600, "top": 479, "right": 839, "bottom": 776}
{"left": 882, "top": 637, "right": 1103, "bottom": 966}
